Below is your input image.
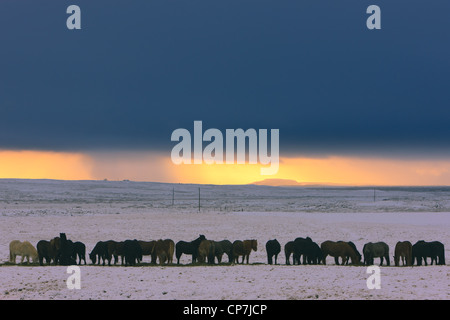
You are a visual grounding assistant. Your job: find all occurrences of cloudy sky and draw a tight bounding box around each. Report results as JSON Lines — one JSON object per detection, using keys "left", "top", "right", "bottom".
{"left": 1, "top": 0, "right": 450, "bottom": 185}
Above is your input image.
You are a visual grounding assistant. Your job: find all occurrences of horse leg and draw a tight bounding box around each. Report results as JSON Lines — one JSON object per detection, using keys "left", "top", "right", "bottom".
{"left": 334, "top": 256, "right": 340, "bottom": 265}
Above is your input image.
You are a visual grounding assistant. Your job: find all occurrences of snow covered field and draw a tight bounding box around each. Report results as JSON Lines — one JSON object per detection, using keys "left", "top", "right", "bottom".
{"left": 0, "top": 179, "right": 449, "bottom": 300}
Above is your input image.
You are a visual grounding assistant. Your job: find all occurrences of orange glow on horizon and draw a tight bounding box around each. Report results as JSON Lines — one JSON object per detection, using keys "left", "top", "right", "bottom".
{"left": 0, "top": 150, "right": 449, "bottom": 186}
{"left": 165, "top": 155, "right": 450, "bottom": 186}
{"left": 0, "top": 150, "right": 93, "bottom": 180}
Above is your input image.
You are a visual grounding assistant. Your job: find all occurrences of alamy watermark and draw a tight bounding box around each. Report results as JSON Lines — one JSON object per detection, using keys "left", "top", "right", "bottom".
{"left": 366, "top": 266, "right": 381, "bottom": 290}
{"left": 171, "top": 121, "right": 279, "bottom": 175}
{"left": 66, "top": 266, "right": 81, "bottom": 290}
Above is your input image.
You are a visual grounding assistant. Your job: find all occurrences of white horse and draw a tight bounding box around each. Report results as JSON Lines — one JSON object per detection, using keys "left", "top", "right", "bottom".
{"left": 9, "top": 240, "right": 38, "bottom": 264}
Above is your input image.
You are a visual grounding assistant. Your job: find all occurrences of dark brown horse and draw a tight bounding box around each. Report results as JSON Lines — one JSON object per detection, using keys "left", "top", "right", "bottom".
{"left": 36, "top": 240, "right": 54, "bottom": 266}
{"left": 321, "top": 240, "right": 360, "bottom": 265}
{"left": 284, "top": 241, "right": 294, "bottom": 265}
{"left": 213, "top": 240, "right": 233, "bottom": 263}
{"left": 394, "top": 241, "right": 412, "bottom": 266}
{"left": 138, "top": 240, "right": 156, "bottom": 263}
{"left": 232, "top": 240, "right": 257, "bottom": 264}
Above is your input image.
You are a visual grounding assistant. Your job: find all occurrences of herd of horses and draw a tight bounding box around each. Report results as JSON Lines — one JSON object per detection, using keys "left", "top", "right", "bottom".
{"left": 7, "top": 233, "right": 446, "bottom": 267}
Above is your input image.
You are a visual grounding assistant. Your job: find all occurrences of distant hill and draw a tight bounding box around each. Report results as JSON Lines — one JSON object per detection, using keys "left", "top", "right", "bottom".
{"left": 250, "top": 179, "right": 346, "bottom": 187}
{"left": 250, "top": 179, "right": 304, "bottom": 187}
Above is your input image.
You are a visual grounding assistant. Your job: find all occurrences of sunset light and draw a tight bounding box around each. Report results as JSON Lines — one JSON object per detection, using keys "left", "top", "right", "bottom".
{"left": 1, "top": 150, "right": 449, "bottom": 186}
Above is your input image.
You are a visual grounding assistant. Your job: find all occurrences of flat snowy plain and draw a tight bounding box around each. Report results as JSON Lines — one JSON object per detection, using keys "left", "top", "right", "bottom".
{"left": 0, "top": 179, "right": 448, "bottom": 300}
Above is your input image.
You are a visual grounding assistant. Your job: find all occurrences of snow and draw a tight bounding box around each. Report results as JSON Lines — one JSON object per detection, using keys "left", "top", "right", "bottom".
{"left": 0, "top": 179, "right": 448, "bottom": 300}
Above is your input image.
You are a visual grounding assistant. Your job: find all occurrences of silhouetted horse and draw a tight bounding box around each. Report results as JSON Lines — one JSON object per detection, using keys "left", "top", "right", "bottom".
{"left": 394, "top": 241, "right": 412, "bottom": 266}
{"left": 363, "top": 242, "right": 390, "bottom": 266}
{"left": 265, "top": 239, "right": 281, "bottom": 265}
{"left": 412, "top": 240, "right": 445, "bottom": 266}
{"left": 175, "top": 235, "right": 206, "bottom": 264}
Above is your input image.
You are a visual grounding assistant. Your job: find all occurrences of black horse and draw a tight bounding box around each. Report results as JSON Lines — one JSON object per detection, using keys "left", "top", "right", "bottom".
{"left": 72, "top": 241, "right": 87, "bottom": 265}
{"left": 59, "top": 233, "right": 77, "bottom": 266}
{"left": 123, "top": 239, "right": 143, "bottom": 266}
{"left": 175, "top": 235, "right": 206, "bottom": 264}
{"left": 293, "top": 237, "right": 322, "bottom": 265}
{"left": 89, "top": 241, "right": 108, "bottom": 265}
{"left": 363, "top": 242, "right": 390, "bottom": 266}
{"left": 412, "top": 240, "right": 445, "bottom": 266}
{"left": 265, "top": 239, "right": 281, "bottom": 265}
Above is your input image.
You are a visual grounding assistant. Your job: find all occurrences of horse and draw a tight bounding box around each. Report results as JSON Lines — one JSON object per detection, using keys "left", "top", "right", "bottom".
{"left": 123, "top": 239, "right": 142, "bottom": 266}
{"left": 72, "top": 241, "right": 87, "bottom": 265}
{"left": 50, "top": 237, "right": 61, "bottom": 265}
{"left": 321, "top": 240, "right": 360, "bottom": 265}
{"left": 58, "top": 233, "right": 77, "bottom": 266}
{"left": 138, "top": 240, "right": 156, "bottom": 263}
{"left": 36, "top": 240, "right": 52, "bottom": 265}
{"left": 112, "top": 241, "right": 125, "bottom": 265}
{"left": 89, "top": 241, "right": 108, "bottom": 265}
{"left": 265, "top": 239, "right": 281, "bottom": 265}
{"left": 175, "top": 235, "right": 206, "bottom": 264}
{"left": 232, "top": 239, "right": 257, "bottom": 264}
{"left": 9, "top": 240, "right": 38, "bottom": 264}
{"left": 213, "top": 240, "right": 233, "bottom": 263}
{"left": 152, "top": 239, "right": 175, "bottom": 265}
{"left": 36, "top": 238, "right": 60, "bottom": 265}
{"left": 308, "top": 241, "right": 323, "bottom": 265}
{"left": 394, "top": 241, "right": 412, "bottom": 266}
{"left": 292, "top": 237, "right": 318, "bottom": 265}
{"left": 293, "top": 237, "right": 323, "bottom": 265}
{"left": 337, "top": 241, "right": 361, "bottom": 265}
{"left": 412, "top": 240, "right": 445, "bottom": 266}
{"left": 284, "top": 241, "right": 294, "bottom": 265}
{"left": 363, "top": 242, "right": 390, "bottom": 266}
{"left": 198, "top": 240, "right": 216, "bottom": 264}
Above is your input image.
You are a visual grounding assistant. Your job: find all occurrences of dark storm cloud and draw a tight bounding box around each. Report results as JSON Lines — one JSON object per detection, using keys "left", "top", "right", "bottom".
{"left": 1, "top": 0, "right": 449, "bottom": 157}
